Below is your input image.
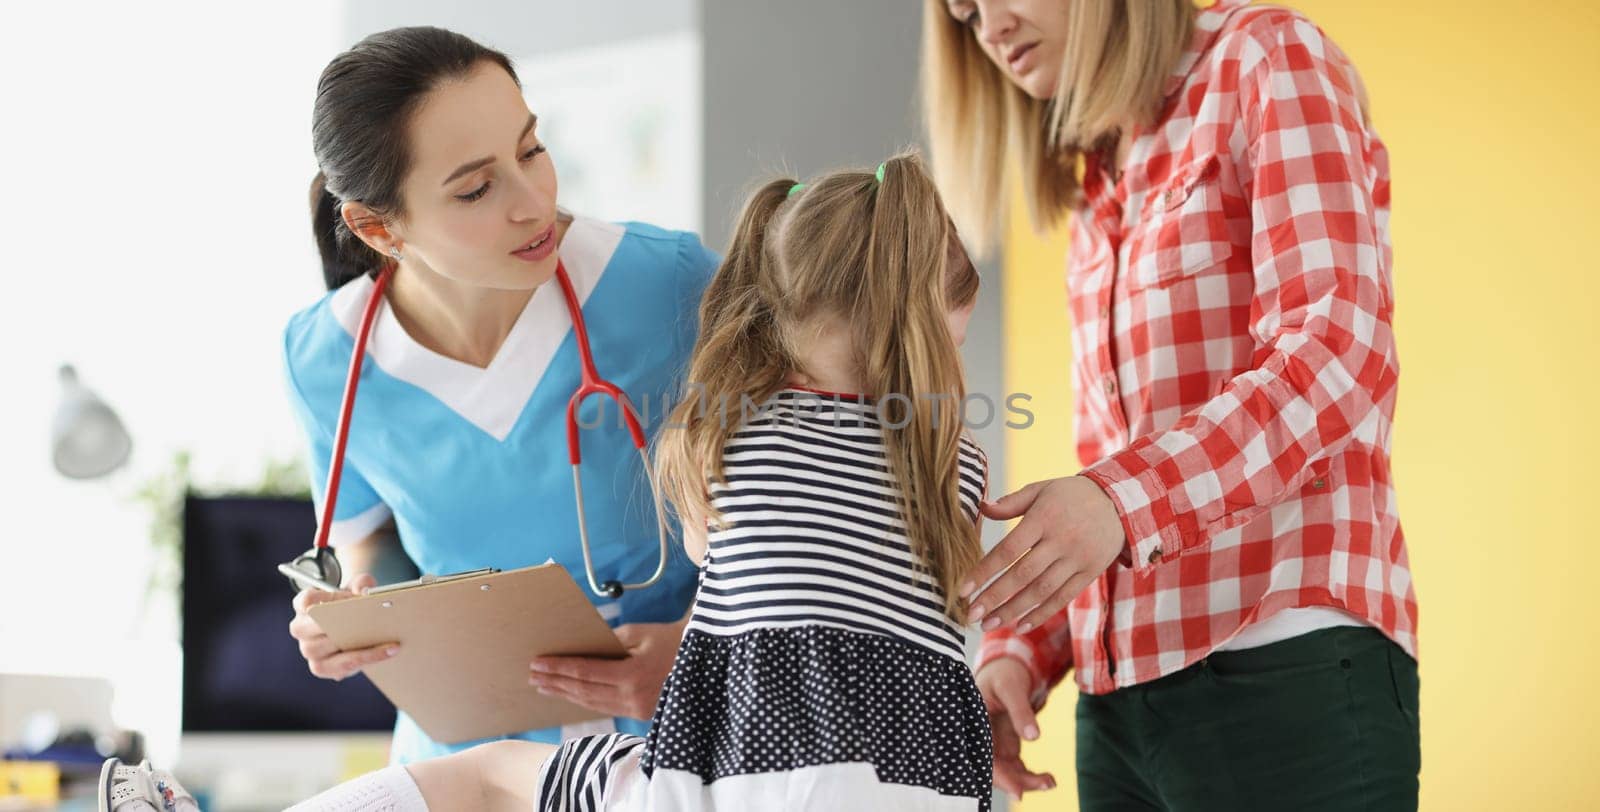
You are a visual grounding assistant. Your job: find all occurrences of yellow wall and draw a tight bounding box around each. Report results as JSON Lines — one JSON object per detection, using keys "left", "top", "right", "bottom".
{"left": 1002, "top": 2, "right": 1600, "bottom": 809}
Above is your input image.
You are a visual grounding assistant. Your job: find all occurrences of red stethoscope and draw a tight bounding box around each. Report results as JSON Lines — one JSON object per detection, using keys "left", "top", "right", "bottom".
{"left": 280, "top": 259, "right": 670, "bottom": 600}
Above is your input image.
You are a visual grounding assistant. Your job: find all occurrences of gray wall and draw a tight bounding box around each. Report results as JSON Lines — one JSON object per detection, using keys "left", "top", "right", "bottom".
{"left": 701, "top": 0, "right": 1007, "bottom": 515}
{"left": 341, "top": 0, "right": 696, "bottom": 55}
{"left": 698, "top": 1, "right": 924, "bottom": 248}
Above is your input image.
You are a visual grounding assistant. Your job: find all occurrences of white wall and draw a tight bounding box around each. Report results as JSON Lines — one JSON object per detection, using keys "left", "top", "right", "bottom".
{"left": 1, "top": 1, "right": 342, "bottom": 759}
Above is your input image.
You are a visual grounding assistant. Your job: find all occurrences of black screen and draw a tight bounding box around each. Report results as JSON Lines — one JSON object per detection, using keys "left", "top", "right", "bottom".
{"left": 181, "top": 495, "right": 396, "bottom": 732}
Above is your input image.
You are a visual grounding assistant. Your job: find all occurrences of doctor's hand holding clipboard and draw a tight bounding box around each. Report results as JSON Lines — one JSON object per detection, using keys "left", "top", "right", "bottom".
{"left": 525, "top": 617, "right": 686, "bottom": 721}
{"left": 286, "top": 535, "right": 687, "bottom": 722}
{"left": 289, "top": 571, "right": 395, "bottom": 683}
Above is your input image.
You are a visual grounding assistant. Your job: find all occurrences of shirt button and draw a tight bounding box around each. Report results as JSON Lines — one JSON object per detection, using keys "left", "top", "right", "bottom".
{"left": 1312, "top": 478, "right": 1328, "bottom": 490}
{"left": 1147, "top": 548, "right": 1162, "bottom": 564}
{"left": 1099, "top": 305, "right": 1111, "bottom": 320}
{"left": 1104, "top": 377, "right": 1118, "bottom": 396}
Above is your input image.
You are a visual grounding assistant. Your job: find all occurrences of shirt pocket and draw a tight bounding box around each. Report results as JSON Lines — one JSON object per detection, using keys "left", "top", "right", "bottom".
{"left": 1126, "top": 153, "right": 1235, "bottom": 289}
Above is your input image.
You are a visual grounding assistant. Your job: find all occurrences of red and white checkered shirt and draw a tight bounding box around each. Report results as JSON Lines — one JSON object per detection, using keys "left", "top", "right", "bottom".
{"left": 979, "top": 0, "right": 1418, "bottom": 698}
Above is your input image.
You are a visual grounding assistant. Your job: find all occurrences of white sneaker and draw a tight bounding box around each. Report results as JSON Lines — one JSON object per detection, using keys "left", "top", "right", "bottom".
{"left": 98, "top": 758, "right": 200, "bottom": 812}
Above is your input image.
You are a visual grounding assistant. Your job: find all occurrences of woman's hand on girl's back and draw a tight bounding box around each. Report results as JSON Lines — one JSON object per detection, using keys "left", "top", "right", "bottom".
{"left": 527, "top": 617, "right": 688, "bottom": 720}
{"left": 289, "top": 573, "right": 401, "bottom": 681}
{"left": 977, "top": 657, "right": 1056, "bottom": 799}
{"left": 962, "top": 476, "right": 1125, "bottom": 633}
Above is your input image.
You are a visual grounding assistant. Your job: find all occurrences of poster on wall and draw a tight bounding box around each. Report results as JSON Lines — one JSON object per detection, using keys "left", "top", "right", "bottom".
{"left": 516, "top": 31, "right": 701, "bottom": 235}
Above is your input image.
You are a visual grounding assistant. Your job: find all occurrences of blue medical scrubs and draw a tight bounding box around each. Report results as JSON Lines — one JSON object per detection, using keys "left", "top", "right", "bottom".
{"left": 281, "top": 215, "right": 717, "bottom": 763}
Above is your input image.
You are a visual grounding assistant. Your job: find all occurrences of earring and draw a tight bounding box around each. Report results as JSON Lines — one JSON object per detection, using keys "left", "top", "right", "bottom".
{"left": 388, "top": 246, "right": 403, "bottom": 262}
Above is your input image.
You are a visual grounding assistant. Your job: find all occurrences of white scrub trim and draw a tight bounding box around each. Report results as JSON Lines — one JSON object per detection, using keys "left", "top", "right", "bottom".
{"left": 321, "top": 500, "right": 394, "bottom": 549}
{"left": 326, "top": 216, "right": 626, "bottom": 441}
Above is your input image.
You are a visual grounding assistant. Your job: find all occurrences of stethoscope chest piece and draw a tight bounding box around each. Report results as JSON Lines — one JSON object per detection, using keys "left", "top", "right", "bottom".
{"left": 283, "top": 545, "right": 343, "bottom": 593}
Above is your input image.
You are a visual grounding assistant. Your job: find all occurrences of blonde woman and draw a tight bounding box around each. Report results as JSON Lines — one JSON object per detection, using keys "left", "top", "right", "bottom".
{"left": 923, "top": 1, "right": 1419, "bottom": 808}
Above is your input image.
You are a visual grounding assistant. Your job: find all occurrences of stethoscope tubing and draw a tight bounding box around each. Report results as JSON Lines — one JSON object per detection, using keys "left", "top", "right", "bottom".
{"left": 307, "top": 259, "right": 670, "bottom": 600}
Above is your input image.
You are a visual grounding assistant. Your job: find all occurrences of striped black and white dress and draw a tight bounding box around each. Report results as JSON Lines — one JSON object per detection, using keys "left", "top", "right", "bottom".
{"left": 537, "top": 388, "right": 993, "bottom": 811}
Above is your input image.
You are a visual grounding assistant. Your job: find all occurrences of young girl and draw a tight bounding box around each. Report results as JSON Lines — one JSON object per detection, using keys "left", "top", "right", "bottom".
{"left": 572, "top": 152, "right": 994, "bottom": 810}
{"left": 185, "top": 152, "right": 989, "bottom": 811}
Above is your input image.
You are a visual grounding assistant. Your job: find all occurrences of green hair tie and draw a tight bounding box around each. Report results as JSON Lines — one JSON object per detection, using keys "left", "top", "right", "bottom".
{"left": 789, "top": 163, "right": 883, "bottom": 200}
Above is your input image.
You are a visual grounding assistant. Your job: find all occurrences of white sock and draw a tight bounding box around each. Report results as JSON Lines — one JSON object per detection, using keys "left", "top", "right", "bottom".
{"left": 286, "top": 765, "right": 429, "bottom": 812}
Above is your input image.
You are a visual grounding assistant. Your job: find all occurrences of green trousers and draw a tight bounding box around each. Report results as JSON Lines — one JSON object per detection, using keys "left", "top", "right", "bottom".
{"left": 1075, "top": 627, "right": 1420, "bottom": 811}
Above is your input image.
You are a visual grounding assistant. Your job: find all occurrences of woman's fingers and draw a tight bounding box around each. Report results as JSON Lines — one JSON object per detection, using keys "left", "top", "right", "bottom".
{"left": 291, "top": 578, "right": 362, "bottom": 625}
{"left": 292, "top": 587, "right": 330, "bottom": 616}
{"left": 287, "top": 610, "right": 322, "bottom": 641}
{"left": 293, "top": 572, "right": 372, "bottom": 613}
{"left": 978, "top": 658, "right": 1040, "bottom": 740}
{"left": 977, "top": 558, "right": 1075, "bottom": 632}
{"left": 990, "top": 668, "right": 1040, "bottom": 741}
{"left": 528, "top": 653, "right": 658, "bottom": 718}
{"left": 967, "top": 535, "right": 1062, "bottom": 628}
{"left": 1014, "top": 569, "right": 1097, "bottom": 632}
{"left": 530, "top": 673, "right": 625, "bottom": 715}
{"left": 1001, "top": 762, "right": 1058, "bottom": 797}
{"left": 291, "top": 573, "right": 386, "bottom": 681}
{"left": 994, "top": 758, "right": 1057, "bottom": 800}
{"left": 297, "top": 634, "right": 339, "bottom": 663}
{"left": 964, "top": 482, "right": 1052, "bottom": 598}
{"left": 993, "top": 758, "right": 1027, "bottom": 798}
{"left": 991, "top": 713, "right": 1021, "bottom": 759}
{"left": 978, "top": 480, "right": 1047, "bottom": 522}
{"left": 960, "top": 515, "right": 1042, "bottom": 609}
{"left": 990, "top": 715, "right": 1024, "bottom": 796}
{"left": 529, "top": 654, "right": 631, "bottom": 686}
{"left": 310, "top": 642, "right": 399, "bottom": 681}
{"left": 990, "top": 709, "right": 1057, "bottom": 799}
{"left": 968, "top": 476, "right": 1129, "bottom": 632}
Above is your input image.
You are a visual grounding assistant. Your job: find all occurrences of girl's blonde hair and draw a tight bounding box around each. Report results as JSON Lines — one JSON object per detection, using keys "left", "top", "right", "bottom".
{"left": 653, "top": 152, "right": 982, "bottom": 619}
{"left": 920, "top": 0, "right": 1196, "bottom": 253}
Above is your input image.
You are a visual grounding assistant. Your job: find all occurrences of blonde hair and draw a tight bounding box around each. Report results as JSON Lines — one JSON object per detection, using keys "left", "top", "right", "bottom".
{"left": 653, "top": 152, "right": 982, "bottom": 619}
{"left": 920, "top": 0, "right": 1196, "bottom": 253}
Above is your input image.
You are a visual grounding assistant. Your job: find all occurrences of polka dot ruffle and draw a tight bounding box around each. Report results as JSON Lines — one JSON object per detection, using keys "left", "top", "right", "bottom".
{"left": 640, "top": 625, "right": 993, "bottom": 806}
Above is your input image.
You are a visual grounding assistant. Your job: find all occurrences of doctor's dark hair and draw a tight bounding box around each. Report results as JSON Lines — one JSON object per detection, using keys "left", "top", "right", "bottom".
{"left": 653, "top": 152, "right": 982, "bottom": 620}
{"left": 309, "top": 26, "right": 519, "bottom": 290}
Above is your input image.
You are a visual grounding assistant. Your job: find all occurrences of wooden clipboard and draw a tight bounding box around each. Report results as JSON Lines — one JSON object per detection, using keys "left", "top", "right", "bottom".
{"left": 308, "top": 563, "right": 626, "bottom": 744}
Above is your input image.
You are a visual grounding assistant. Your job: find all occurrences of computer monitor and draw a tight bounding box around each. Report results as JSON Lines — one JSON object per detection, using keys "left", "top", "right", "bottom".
{"left": 181, "top": 495, "right": 395, "bottom": 733}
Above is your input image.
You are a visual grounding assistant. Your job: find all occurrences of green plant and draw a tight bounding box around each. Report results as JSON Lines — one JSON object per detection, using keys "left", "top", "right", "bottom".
{"left": 130, "top": 451, "right": 311, "bottom": 622}
{"left": 132, "top": 450, "right": 191, "bottom": 606}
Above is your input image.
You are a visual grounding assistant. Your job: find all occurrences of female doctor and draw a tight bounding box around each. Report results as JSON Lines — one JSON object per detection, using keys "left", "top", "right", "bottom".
{"left": 282, "top": 26, "right": 716, "bottom": 764}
